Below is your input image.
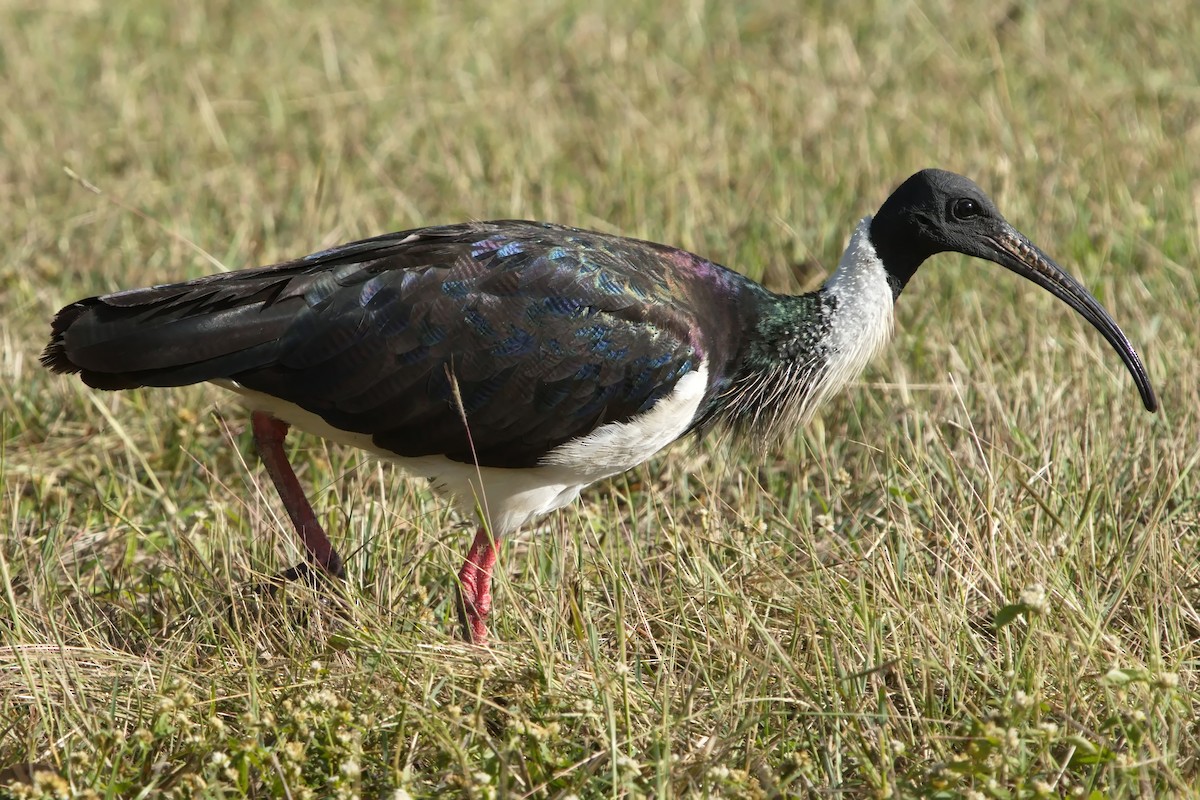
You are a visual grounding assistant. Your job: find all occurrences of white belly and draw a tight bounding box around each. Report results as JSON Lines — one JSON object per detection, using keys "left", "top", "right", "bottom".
{"left": 213, "top": 363, "right": 708, "bottom": 536}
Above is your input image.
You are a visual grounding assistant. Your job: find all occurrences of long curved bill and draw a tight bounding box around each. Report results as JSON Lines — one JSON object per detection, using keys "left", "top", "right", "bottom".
{"left": 984, "top": 224, "right": 1158, "bottom": 412}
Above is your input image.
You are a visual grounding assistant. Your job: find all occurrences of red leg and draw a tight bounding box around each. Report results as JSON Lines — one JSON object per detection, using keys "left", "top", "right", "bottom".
{"left": 250, "top": 411, "right": 345, "bottom": 580}
{"left": 456, "top": 526, "right": 499, "bottom": 644}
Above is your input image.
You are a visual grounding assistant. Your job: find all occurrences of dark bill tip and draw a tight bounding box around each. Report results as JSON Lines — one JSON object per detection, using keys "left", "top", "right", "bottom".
{"left": 986, "top": 226, "right": 1158, "bottom": 413}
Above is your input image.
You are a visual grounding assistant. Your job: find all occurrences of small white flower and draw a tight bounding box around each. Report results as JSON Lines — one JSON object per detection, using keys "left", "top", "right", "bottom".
{"left": 1020, "top": 583, "right": 1050, "bottom": 614}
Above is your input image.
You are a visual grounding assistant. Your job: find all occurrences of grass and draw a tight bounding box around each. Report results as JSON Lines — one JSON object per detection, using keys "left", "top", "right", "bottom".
{"left": 2, "top": 0, "right": 1198, "bottom": 796}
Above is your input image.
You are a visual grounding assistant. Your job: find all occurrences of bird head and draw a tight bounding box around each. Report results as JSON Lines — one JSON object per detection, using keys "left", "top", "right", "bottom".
{"left": 869, "top": 168, "right": 1157, "bottom": 412}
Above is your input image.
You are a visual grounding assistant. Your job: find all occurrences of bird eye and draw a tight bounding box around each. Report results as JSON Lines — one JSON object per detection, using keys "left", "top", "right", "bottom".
{"left": 951, "top": 198, "right": 981, "bottom": 220}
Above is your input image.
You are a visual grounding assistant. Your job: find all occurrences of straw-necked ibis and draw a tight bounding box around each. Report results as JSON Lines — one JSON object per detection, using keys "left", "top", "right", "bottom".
{"left": 42, "top": 169, "right": 1157, "bottom": 643}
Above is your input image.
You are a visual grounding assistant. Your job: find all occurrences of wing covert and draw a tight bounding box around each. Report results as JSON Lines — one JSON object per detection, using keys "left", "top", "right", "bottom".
{"left": 232, "top": 222, "right": 705, "bottom": 468}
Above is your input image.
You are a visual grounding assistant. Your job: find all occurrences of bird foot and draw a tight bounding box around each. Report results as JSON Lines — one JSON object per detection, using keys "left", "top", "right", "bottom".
{"left": 455, "top": 569, "right": 492, "bottom": 646}
{"left": 233, "top": 560, "right": 353, "bottom": 629}
{"left": 455, "top": 527, "right": 499, "bottom": 645}
{"left": 245, "top": 560, "right": 332, "bottom": 596}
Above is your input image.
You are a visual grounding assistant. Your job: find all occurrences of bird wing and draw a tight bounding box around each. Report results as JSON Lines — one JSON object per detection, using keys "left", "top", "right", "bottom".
{"left": 46, "top": 221, "right": 736, "bottom": 468}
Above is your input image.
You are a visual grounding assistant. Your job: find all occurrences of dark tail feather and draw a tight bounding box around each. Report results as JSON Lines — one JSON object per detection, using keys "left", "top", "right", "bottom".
{"left": 42, "top": 301, "right": 93, "bottom": 376}
{"left": 42, "top": 276, "right": 306, "bottom": 390}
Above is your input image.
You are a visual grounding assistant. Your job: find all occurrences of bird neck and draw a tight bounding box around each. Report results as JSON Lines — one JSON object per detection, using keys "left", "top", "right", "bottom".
{"left": 714, "top": 218, "right": 896, "bottom": 440}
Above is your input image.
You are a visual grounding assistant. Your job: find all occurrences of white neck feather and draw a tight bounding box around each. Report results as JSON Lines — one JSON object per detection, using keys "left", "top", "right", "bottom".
{"left": 811, "top": 216, "right": 896, "bottom": 409}
{"left": 719, "top": 217, "right": 898, "bottom": 444}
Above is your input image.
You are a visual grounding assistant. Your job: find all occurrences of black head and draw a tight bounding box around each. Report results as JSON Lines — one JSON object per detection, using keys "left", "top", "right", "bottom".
{"left": 869, "top": 168, "right": 1157, "bottom": 413}
{"left": 870, "top": 169, "right": 1010, "bottom": 294}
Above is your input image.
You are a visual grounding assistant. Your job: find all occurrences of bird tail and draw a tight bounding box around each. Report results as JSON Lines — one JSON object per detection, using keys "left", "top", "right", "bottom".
{"left": 41, "top": 267, "right": 311, "bottom": 390}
